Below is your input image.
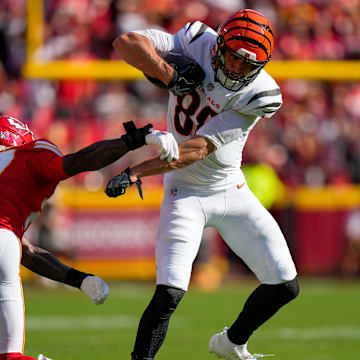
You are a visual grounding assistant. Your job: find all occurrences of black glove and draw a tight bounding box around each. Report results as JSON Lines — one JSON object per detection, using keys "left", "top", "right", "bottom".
{"left": 105, "top": 168, "right": 143, "bottom": 199}
{"left": 167, "top": 60, "right": 205, "bottom": 96}
{"left": 121, "top": 121, "right": 153, "bottom": 150}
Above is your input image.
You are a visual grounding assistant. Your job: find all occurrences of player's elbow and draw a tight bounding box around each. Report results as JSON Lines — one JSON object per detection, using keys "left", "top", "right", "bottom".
{"left": 197, "top": 145, "right": 210, "bottom": 161}
{"left": 199, "top": 137, "right": 215, "bottom": 159}
{"left": 113, "top": 32, "right": 145, "bottom": 52}
{"left": 113, "top": 34, "right": 129, "bottom": 52}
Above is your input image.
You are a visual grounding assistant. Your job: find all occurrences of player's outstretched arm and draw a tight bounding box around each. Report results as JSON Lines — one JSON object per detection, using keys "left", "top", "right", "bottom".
{"left": 62, "top": 123, "right": 152, "bottom": 177}
{"left": 62, "top": 123, "right": 178, "bottom": 177}
{"left": 21, "top": 236, "right": 110, "bottom": 305}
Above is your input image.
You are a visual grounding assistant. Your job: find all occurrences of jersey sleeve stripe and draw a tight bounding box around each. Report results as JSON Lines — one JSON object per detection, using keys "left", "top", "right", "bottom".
{"left": 185, "top": 22, "right": 195, "bottom": 34}
{"left": 247, "top": 89, "right": 281, "bottom": 105}
{"left": 189, "top": 24, "right": 209, "bottom": 44}
{"left": 34, "top": 141, "right": 63, "bottom": 157}
{"left": 35, "top": 140, "right": 62, "bottom": 152}
{"left": 262, "top": 110, "right": 277, "bottom": 114}
{"left": 255, "top": 102, "right": 282, "bottom": 109}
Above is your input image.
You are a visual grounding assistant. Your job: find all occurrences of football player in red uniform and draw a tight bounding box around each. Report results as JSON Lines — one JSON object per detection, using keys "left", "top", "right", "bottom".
{"left": 0, "top": 115, "right": 179, "bottom": 360}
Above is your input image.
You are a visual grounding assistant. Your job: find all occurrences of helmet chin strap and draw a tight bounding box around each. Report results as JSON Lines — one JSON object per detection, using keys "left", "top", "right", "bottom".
{"left": 216, "top": 66, "right": 248, "bottom": 91}
{"left": 212, "top": 43, "right": 263, "bottom": 91}
{"left": 214, "top": 58, "right": 262, "bottom": 91}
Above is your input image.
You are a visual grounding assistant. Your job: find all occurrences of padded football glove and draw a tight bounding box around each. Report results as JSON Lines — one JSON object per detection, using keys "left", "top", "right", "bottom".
{"left": 105, "top": 167, "right": 143, "bottom": 199}
{"left": 80, "top": 275, "right": 110, "bottom": 305}
{"left": 167, "top": 59, "right": 205, "bottom": 96}
{"left": 145, "top": 129, "right": 179, "bottom": 162}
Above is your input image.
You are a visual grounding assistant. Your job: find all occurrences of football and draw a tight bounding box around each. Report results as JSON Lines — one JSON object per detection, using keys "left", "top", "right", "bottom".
{"left": 143, "top": 53, "right": 202, "bottom": 89}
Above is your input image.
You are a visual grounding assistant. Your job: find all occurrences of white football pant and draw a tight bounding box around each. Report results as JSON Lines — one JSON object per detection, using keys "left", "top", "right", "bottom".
{"left": 156, "top": 178, "right": 297, "bottom": 291}
{"left": 0, "top": 228, "right": 24, "bottom": 354}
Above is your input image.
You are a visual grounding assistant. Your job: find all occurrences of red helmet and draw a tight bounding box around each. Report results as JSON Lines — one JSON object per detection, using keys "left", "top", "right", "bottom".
{"left": 0, "top": 115, "right": 34, "bottom": 149}
{"left": 212, "top": 9, "right": 274, "bottom": 91}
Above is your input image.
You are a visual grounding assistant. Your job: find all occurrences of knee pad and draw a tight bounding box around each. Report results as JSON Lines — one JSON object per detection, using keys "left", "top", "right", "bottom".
{"left": 282, "top": 277, "right": 300, "bottom": 300}
{"left": 149, "top": 285, "right": 185, "bottom": 318}
{"left": 272, "top": 277, "right": 300, "bottom": 303}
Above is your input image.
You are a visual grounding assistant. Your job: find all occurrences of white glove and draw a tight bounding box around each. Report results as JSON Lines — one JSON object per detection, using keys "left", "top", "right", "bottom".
{"left": 80, "top": 275, "right": 110, "bottom": 305}
{"left": 145, "top": 130, "right": 179, "bottom": 162}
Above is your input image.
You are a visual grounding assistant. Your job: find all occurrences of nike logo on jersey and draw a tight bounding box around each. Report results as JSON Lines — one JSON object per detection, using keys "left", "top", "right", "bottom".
{"left": 237, "top": 183, "right": 245, "bottom": 190}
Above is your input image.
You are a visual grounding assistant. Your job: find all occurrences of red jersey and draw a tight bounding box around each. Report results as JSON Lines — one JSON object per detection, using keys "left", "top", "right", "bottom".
{"left": 0, "top": 139, "right": 69, "bottom": 238}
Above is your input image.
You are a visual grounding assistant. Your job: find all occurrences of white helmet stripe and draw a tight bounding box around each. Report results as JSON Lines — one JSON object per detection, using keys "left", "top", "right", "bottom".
{"left": 237, "top": 48, "right": 257, "bottom": 61}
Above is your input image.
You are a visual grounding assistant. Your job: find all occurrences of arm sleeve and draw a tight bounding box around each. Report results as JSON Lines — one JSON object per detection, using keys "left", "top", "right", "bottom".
{"left": 132, "top": 28, "right": 182, "bottom": 54}
{"left": 196, "top": 110, "right": 259, "bottom": 150}
{"left": 132, "top": 21, "right": 209, "bottom": 58}
{"left": 27, "top": 151, "right": 69, "bottom": 184}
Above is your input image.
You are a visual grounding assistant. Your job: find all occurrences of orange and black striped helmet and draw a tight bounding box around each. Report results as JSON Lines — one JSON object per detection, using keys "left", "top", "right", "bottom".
{"left": 212, "top": 9, "right": 274, "bottom": 91}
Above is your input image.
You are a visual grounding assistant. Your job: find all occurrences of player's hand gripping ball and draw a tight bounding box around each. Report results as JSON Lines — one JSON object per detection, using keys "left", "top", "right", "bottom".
{"left": 144, "top": 53, "right": 205, "bottom": 96}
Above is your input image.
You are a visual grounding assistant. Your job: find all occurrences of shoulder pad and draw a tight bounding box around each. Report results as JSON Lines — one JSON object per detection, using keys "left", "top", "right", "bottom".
{"left": 177, "top": 21, "right": 214, "bottom": 49}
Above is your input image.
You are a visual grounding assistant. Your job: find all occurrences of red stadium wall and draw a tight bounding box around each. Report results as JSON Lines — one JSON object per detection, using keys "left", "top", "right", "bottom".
{"left": 294, "top": 210, "right": 347, "bottom": 274}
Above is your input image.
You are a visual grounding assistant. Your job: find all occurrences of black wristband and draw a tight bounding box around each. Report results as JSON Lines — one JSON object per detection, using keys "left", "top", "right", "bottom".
{"left": 122, "top": 123, "right": 153, "bottom": 150}
{"left": 64, "top": 268, "right": 91, "bottom": 289}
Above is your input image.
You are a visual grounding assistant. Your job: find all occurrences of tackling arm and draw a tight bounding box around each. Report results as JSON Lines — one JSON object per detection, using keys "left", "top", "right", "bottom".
{"left": 62, "top": 123, "right": 151, "bottom": 177}
{"left": 63, "top": 138, "right": 130, "bottom": 177}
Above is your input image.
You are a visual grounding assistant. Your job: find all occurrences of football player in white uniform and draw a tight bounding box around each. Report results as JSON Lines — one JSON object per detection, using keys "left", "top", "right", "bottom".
{"left": 108, "top": 9, "right": 299, "bottom": 360}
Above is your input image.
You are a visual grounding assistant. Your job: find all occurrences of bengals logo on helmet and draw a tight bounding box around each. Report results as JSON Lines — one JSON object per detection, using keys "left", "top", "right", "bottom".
{"left": 212, "top": 9, "right": 274, "bottom": 91}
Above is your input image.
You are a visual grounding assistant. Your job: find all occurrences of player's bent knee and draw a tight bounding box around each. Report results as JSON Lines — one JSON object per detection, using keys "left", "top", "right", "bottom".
{"left": 276, "top": 277, "right": 300, "bottom": 303}
{"left": 285, "top": 277, "right": 300, "bottom": 299}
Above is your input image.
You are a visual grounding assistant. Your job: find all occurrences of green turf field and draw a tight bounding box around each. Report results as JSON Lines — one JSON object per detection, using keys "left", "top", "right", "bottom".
{"left": 23, "top": 278, "right": 360, "bottom": 360}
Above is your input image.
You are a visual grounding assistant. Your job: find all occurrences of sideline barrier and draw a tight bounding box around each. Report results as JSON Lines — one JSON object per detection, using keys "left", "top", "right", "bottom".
{"left": 21, "top": 184, "right": 360, "bottom": 280}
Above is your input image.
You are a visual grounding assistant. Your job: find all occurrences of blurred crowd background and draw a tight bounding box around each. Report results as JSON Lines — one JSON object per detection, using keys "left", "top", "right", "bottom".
{"left": 2, "top": 0, "right": 360, "bottom": 279}
{"left": 1, "top": 0, "right": 360, "bottom": 189}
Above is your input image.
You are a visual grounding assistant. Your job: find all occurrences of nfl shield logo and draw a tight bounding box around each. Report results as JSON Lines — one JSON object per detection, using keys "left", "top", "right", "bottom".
{"left": 207, "top": 83, "right": 215, "bottom": 91}
{"left": 170, "top": 188, "right": 178, "bottom": 197}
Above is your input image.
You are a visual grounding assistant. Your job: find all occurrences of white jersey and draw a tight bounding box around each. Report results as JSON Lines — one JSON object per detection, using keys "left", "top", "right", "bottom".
{"left": 135, "top": 21, "right": 282, "bottom": 190}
